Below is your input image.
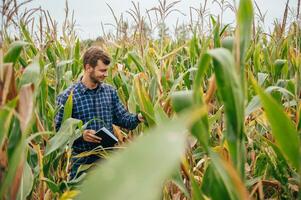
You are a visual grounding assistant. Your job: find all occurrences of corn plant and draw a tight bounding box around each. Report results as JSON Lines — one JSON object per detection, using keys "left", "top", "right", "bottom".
{"left": 1, "top": 0, "right": 301, "bottom": 199}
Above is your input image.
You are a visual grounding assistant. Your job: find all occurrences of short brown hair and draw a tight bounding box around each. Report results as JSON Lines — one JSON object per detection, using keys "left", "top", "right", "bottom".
{"left": 83, "top": 47, "right": 111, "bottom": 69}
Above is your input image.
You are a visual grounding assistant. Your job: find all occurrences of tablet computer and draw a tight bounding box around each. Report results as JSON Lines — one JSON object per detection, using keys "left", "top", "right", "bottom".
{"left": 95, "top": 127, "right": 118, "bottom": 148}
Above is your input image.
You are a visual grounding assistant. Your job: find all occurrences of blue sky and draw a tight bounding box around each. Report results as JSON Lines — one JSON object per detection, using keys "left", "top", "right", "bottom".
{"left": 26, "top": 0, "right": 299, "bottom": 39}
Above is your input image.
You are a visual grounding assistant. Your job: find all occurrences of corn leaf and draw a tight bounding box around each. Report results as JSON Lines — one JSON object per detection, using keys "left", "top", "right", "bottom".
{"left": 77, "top": 117, "right": 188, "bottom": 200}
{"left": 251, "top": 76, "right": 300, "bottom": 170}
{"left": 4, "top": 41, "right": 28, "bottom": 65}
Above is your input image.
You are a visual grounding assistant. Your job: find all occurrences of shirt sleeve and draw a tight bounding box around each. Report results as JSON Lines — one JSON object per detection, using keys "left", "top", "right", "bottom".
{"left": 54, "top": 94, "right": 68, "bottom": 131}
{"left": 112, "top": 89, "right": 140, "bottom": 130}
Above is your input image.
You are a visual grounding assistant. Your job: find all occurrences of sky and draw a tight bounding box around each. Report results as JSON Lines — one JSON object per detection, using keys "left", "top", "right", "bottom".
{"left": 25, "top": 0, "right": 300, "bottom": 39}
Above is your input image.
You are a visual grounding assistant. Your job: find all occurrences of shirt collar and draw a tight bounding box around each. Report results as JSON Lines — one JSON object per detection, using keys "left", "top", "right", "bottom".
{"left": 77, "top": 77, "right": 103, "bottom": 94}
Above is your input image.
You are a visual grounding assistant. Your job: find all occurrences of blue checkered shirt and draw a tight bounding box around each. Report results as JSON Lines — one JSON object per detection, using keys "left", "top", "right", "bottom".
{"left": 55, "top": 81, "right": 140, "bottom": 153}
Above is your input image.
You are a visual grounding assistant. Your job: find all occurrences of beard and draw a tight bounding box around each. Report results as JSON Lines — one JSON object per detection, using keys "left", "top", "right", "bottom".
{"left": 89, "top": 71, "right": 102, "bottom": 84}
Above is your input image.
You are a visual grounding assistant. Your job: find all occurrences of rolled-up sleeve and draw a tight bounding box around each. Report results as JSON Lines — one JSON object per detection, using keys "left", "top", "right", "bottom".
{"left": 112, "top": 89, "right": 140, "bottom": 130}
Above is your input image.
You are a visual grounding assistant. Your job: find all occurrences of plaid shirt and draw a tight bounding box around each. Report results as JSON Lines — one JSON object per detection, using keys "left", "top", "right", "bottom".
{"left": 55, "top": 81, "right": 140, "bottom": 153}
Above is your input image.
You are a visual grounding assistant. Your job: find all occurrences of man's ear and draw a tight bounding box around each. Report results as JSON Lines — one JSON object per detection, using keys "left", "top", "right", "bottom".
{"left": 85, "top": 64, "right": 92, "bottom": 72}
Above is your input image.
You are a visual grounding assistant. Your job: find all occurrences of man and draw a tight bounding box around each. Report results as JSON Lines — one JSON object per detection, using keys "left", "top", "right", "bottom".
{"left": 55, "top": 47, "right": 144, "bottom": 179}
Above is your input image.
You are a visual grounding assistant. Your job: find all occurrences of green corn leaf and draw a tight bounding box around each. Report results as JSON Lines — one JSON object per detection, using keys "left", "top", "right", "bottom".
{"left": 153, "top": 104, "right": 169, "bottom": 124}
{"left": 297, "top": 103, "right": 301, "bottom": 134}
{"left": 72, "top": 38, "right": 81, "bottom": 76}
{"left": 253, "top": 44, "right": 262, "bottom": 73}
{"left": 219, "top": 24, "right": 230, "bottom": 37}
{"left": 189, "top": 33, "right": 200, "bottom": 64}
{"left": 201, "top": 164, "right": 231, "bottom": 200}
{"left": 209, "top": 151, "right": 250, "bottom": 200}
{"left": 191, "top": 175, "right": 205, "bottom": 200}
{"left": 171, "top": 90, "right": 193, "bottom": 113}
{"left": 208, "top": 48, "right": 245, "bottom": 177}
{"left": 251, "top": 76, "right": 300, "bottom": 170}
{"left": 42, "top": 178, "right": 60, "bottom": 193}
{"left": 3, "top": 41, "right": 28, "bottom": 65}
{"left": 221, "top": 37, "right": 234, "bottom": 52}
{"left": 169, "top": 68, "right": 197, "bottom": 97}
{"left": 171, "top": 171, "right": 190, "bottom": 198}
{"left": 133, "top": 75, "right": 155, "bottom": 126}
{"left": 17, "top": 161, "right": 34, "bottom": 199}
{"left": 46, "top": 46, "right": 57, "bottom": 65}
{"left": 274, "top": 59, "right": 287, "bottom": 79}
{"left": 45, "top": 118, "right": 82, "bottom": 156}
{"left": 76, "top": 116, "right": 188, "bottom": 200}
{"left": 20, "top": 22, "right": 38, "bottom": 56}
{"left": 62, "top": 91, "right": 73, "bottom": 123}
{"left": 0, "top": 100, "right": 16, "bottom": 146}
{"left": 0, "top": 118, "right": 26, "bottom": 198}
{"left": 236, "top": 0, "right": 253, "bottom": 93}
{"left": 211, "top": 16, "right": 221, "bottom": 48}
{"left": 128, "top": 52, "right": 144, "bottom": 72}
{"left": 237, "top": 0, "right": 253, "bottom": 61}
{"left": 171, "top": 88, "right": 209, "bottom": 148}
{"left": 245, "top": 85, "right": 294, "bottom": 116}
{"left": 19, "top": 56, "right": 40, "bottom": 88}
{"left": 193, "top": 54, "right": 211, "bottom": 104}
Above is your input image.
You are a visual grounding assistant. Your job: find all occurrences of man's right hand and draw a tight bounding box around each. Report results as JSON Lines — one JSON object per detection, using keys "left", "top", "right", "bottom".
{"left": 83, "top": 130, "right": 102, "bottom": 143}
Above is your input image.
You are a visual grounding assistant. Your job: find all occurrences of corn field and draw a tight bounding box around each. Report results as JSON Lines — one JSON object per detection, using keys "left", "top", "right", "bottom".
{"left": 0, "top": 0, "right": 301, "bottom": 199}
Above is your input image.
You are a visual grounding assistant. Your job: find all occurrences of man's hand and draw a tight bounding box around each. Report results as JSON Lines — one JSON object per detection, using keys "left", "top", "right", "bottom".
{"left": 83, "top": 130, "right": 102, "bottom": 143}
{"left": 137, "top": 113, "right": 145, "bottom": 123}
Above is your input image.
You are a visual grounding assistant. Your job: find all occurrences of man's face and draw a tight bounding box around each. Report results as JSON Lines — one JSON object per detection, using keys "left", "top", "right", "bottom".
{"left": 87, "top": 60, "right": 108, "bottom": 84}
